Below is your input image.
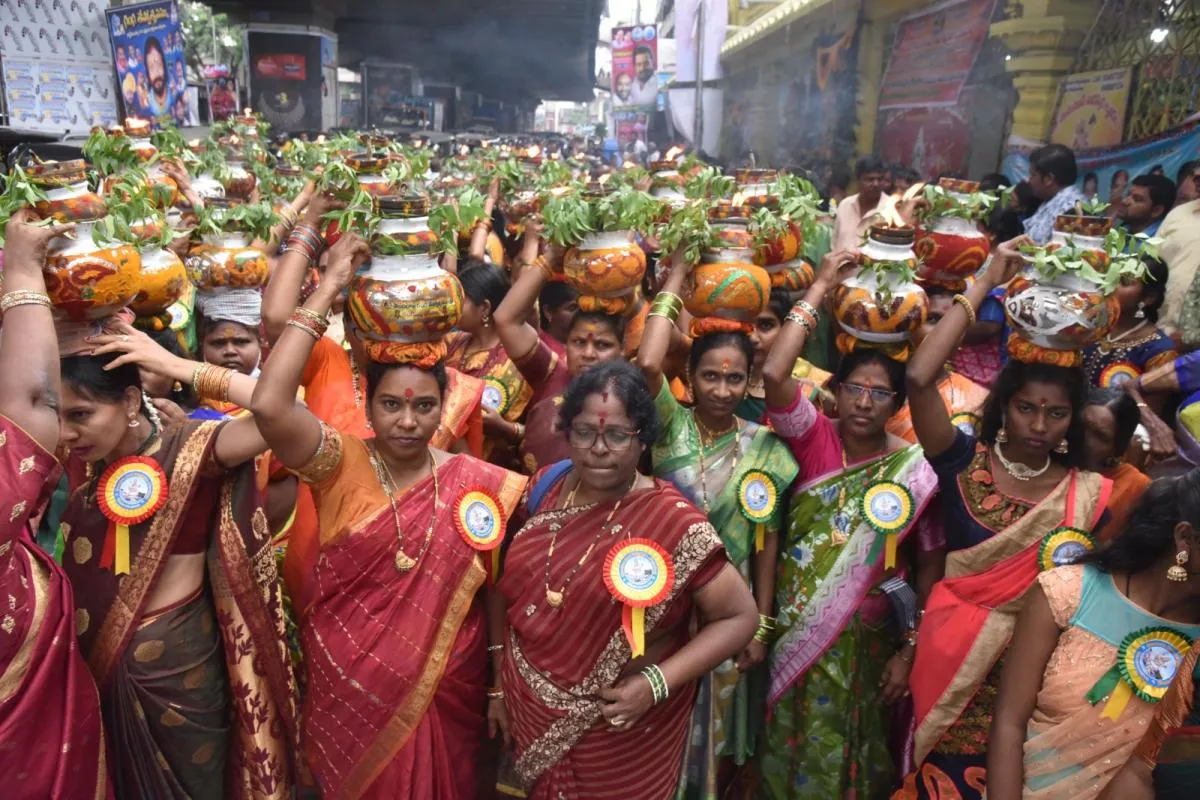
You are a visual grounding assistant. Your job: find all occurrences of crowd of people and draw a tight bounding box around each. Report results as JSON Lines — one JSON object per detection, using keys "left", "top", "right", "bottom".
{"left": 3, "top": 121, "right": 1200, "bottom": 800}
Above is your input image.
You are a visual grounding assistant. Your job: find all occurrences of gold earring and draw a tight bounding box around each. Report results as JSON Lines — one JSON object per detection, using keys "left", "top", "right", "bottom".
{"left": 1054, "top": 438, "right": 1069, "bottom": 454}
{"left": 996, "top": 427, "right": 1008, "bottom": 444}
{"left": 1168, "top": 550, "right": 1190, "bottom": 582}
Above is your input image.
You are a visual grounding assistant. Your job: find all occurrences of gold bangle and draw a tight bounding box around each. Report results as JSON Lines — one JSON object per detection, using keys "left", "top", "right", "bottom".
{"left": 952, "top": 294, "right": 977, "bottom": 327}
{"left": 786, "top": 308, "right": 816, "bottom": 332}
{"left": 793, "top": 300, "right": 819, "bottom": 321}
{"left": 486, "top": 688, "right": 505, "bottom": 700}
{"left": 194, "top": 364, "right": 234, "bottom": 402}
{"left": 513, "top": 422, "right": 525, "bottom": 440}
{"left": 293, "top": 306, "right": 329, "bottom": 327}
{"left": 287, "top": 318, "right": 323, "bottom": 340}
{"left": 0, "top": 290, "right": 52, "bottom": 314}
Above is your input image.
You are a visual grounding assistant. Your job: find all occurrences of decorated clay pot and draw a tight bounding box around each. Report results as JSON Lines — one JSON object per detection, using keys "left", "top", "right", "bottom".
{"left": 684, "top": 248, "right": 771, "bottom": 322}
{"left": 30, "top": 160, "right": 108, "bottom": 222}
{"left": 714, "top": 224, "right": 754, "bottom": 250}
{"left": 755, "top": 221, "right": 802, "bottom": 267}
{"left": 347, "top": 258, "right": 464, "bottom": 344}
{"left": 130, "top": 246, "right": 187, "bottom": 319}
{"left": 1003, "top": 271, "right": 1120, "bottom": 351}
{"left": 915, "top": 215, "right": 990, "bottom": 290}
{"left": 736, "top": 169, "right": 778, "bottom": 211}
{"left": 185, "top": 232, "right": 270, "bottom": 290}
{"left": 499, "top": 190, "right": 541, "bottom": 222}
{"left": 347, "top": 153, "right": 397, "bottom": 196}
{"left": 191, "top": 173, "right": 225, "bottom": 201}
{"left": 43, "top": 219, "right": 141, "bottom": 322}
{"left": 273, "top": 164, "right": 305, "bottom": 196}
{"left": 709, "top": 198, "right": 750, "bottom": 222}
{"left": 127, "top": 131, "right": 157, "bottom": 162}
{"left": 650, "top": 162, "right": 687, "bottom": 206}
{"left": 221, "top": 160, "right": 257, "bottom": 200}
{"left": 563, "top": 230, "right": 647, "bottom": 314}
{"left": 830, "top": 226, "right": 928, "bottom": 343}
{"left": 376, "top": 195, "right": 438, "bottom": 254}
{"left": 1049, "top": 215, "right": 1112, "bottom": 270}
{"left": 764, "top": 258, "right": 815, "bottom": 298}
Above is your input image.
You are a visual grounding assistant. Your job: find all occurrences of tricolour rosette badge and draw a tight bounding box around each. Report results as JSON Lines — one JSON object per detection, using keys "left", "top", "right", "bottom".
{"left": 96, "top": 456, "right": 169, "bottom": 575}
{"left": 1087, "top": 626, "right": 1193, "bottom": 721}
{"left": 1039, "top": 527, "right": 1095, "bottom": 571}
{"left": 737, "top": 470, "right": 779, "bottom": 553}
{"left": 860, "top": 480, "right": 915, "bottom": 569}
{"left": 454, "top": 488, "right": 507, "bottom": 581}
{"left": 603, "top": 538, "right": 674, "bottom": 657}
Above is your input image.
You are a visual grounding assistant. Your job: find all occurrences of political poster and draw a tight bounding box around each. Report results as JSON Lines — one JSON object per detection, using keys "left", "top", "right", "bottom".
{"left": 1049, "top": 68, "right": 1132, "bottom": 150}
{"left": 878, "top": 0, "right": 997, "bottom": 111}
{"left": 105, "top": 0, "right": 193, "bottom": 127}
{"left": 612, "top": 24, "right": 658, "bottom": 109}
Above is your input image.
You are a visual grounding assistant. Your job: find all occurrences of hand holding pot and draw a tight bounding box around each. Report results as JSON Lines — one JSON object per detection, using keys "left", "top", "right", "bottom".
{"left": 303, "top": 191, "right": 344, "bottom": 227}
{"left": 814, "top": 248, "right": 860, "bottom": 290}
{"left": 984, "top": 234, "right": 1032, "bottom": 289}
{"left": 324, "top": 232, "right": 371, "bottom": 295}
{"left": 4, "top": 208, "right": 74, "bottom": 271}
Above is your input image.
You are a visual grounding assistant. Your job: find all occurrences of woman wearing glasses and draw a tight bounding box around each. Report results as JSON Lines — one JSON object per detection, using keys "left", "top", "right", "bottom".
{"left": 636, "top": 255, "right": 799, "bottom": 795}
{"left": 496, "top": 360, "right": 758, "bottom": 799}
{"left": 249, "top": 235, "right": 528, "bottom": 799}
{"left": 897, "top": 239, "right": 1109, "bottom": 800}
{"left": 757, "top": 249, "right": 947, "bottom": 799}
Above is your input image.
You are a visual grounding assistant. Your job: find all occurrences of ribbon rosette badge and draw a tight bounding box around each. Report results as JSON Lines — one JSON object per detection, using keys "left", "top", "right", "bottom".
{"left": 481, "top": 377, "right": 511, "bottom": 415}
{"left": 1039, "top": 527, "right": 1095, "bottom": 571}
{"left": 96, "top": 456, "right": 168, "bottom": 575}
{"left": 860, "top": 481, "right": 914, "bottom": 569}
{"left": 950, "top": 411, "right": 981, "bottom": 437}
{"left": 603, "top": 538, "right": 674, "bottom": 657}
{"left": 1087, "top": 626, "right": 1193, "bottom": 721}
{"left": 1099, "top": 361, "right": 1140, "bottom": 388}
{"left": 737, "top": 470, "right": 779, "bottom": 553}
{"left": 454, "top": 489, "right": 507, "bottom": 581}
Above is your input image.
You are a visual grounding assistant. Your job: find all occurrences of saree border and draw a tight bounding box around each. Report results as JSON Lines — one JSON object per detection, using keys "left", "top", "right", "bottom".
{"left": 86, "top": 421, "right": 219, "bottom": 686}
{"left": 0, "top": 547, "right": 49, "bottom": 705}
{"left": 509, "top": 520, "right": 723, "bottom": 786}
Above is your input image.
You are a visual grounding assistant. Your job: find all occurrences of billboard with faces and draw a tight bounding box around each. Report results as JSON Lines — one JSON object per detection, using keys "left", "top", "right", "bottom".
{"left": 611, "top": 24, "right": 658, "bottom": 110}
{"left": 105, "top": 0, "right": 193, "bottom": 127}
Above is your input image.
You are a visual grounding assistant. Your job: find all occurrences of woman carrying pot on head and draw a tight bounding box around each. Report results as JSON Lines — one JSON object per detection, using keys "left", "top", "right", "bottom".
{"left": 1083, "top": 255, "right": 1176, "bottom": 396}
{"left": 496, "top": 359, "right": 759, "bottom": 799}
{"left": 0, "top": 211, "right": 112, "bottom": 795}
{"left": 444, "top": 260, "right": 533, "bottom": 463}
{"left": 1082, "top": 388, "right": 1152, "bottom": 541}
{"left": 249, "top": 233, "right": 527, "bottom": 799}
{"left": 495, "top": 219, "right": 628, "bottom": 474}
{"left": 896, "top": 237, "right": 1111, "bottom": 800}
{"left": 736, "top": 288, "right": 831, "bottom": 425}
{"left": 636, "top": 255, "right": 799, "bottom": 794}
{"left": 57, "top": 324, "right": 298, "bottom": 797}
{"left": 757, "top": 249, "right": 947, "bottom": 799}
{"left": 987, "top": 472, "right": 1200, "bottom": 800}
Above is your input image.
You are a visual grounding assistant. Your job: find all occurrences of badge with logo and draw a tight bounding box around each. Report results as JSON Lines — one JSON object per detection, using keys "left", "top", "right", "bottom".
{"left": 481, "top": 377, "right": 511, "bottom": 415}
{"left": 96, "top": 456, "right": 168, "bottom": 575}
{"left": 860, "top": 481, "right": 914, "bottom": 569}
{"left": 454, "top": 489, "right": 507, "bottom": 580}
{"left": 603, "top": 538, "right": 673, "bottom": 657}
{"left": 950, "top": 411, "right": 981, "bottom": 436}
{"left": 1099, "top": 361, "right": 1140, "bottom": 388}
{"left": 737, "top": 470, "right": 779, "bottom": 553}
{"left": 1039, "top": 527, "right": 1095, "bottom": 571}
{"left": 1087, "top": 626, "right": 1193, "bottom": 720}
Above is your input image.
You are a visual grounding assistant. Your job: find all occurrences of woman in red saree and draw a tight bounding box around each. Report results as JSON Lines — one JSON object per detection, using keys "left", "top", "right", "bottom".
{"left": 497, "top": 360, "right": 759, "bottom": 799}
{"left": 250, "top": 233, "right": 527, "bottom": 799}
{"left": 0, "top": 210, "right": 110, "bottom": 798}
{"left": 58, "top": 327, "right": 299, "bottom": 799}
{"left": 495, "top": 221, "right": 628, "bottom": 474}
{"left": 895, "top": 240, "right": 1110, "bottom": 800}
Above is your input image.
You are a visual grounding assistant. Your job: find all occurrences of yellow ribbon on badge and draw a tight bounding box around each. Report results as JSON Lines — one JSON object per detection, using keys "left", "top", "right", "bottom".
{"left": 1100, "top": 681, "right": 1134, "bottom": 721}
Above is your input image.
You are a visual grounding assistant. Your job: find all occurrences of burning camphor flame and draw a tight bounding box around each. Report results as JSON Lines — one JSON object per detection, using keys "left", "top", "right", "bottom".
{"left": 665, "top": 146, "right": 683, "bottom": 161}
{"left": 526, "top": 145, "right": 542, "bottom": 159}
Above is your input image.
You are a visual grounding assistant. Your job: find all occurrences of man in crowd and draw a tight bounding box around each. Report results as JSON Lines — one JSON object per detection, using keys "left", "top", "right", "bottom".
{"left": 1023, "top": 144, "right": 1085, "bottom": 244}
{"left": 1155, "top": 172, "right": 1200, "bottom": 337}
{"left": 1120, "top": 174, "right": 1176, "bottom": 237}
{"left": 833, "top": 155, "right": 890, "bottom": 251}
{"left": 1176, "top": 160, "right": 1199, "bottom": 205}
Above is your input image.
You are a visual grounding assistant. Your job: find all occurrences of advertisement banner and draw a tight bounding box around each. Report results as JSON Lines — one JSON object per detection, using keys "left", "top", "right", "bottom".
{"left": 1049, "top": 68, "right": 1132, "bottom": 150}
{"left": 105, "top": 0, "right": 194, "bottom": 126}
{"left": 0, "top": 0, "right": 118, "bottom": 133}
{"left": 612, "top": 24, "right": 659, "bottom": 109}
{"left": 878, "top": 0, "right": 997, "bottom": 111}
{"left": 246, "top": 28, "right": 326, "bottom": 132}
{"left": 1002, "top": 114, "right": 1200, "bottom": 204}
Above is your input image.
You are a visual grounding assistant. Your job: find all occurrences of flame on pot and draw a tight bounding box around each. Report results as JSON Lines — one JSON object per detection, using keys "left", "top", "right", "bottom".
{"left": 598, "top": 173, "right": 612, "bottom": 186}
{"left": 527, "top": 145, "right": 542, "bottom": 159}
{"left": 622, "top": 160, "right": 636, "bottom": 170}
{"left": 878, "top": 194, "right": 907, "bottom": 228}
{"left": 460, "top": 145, "right": 470, "bottom": 156}
{"left": 242, "top": 108, "right": 253, "bottom": 117}
{"left": 316, "top": 134, "right": 326, "bottom": 144}
{"left": 665, "top": 146, "right": 683, "bottom": 161}
{"left": 902, "top": 182, "right": 925, "bottom": 202}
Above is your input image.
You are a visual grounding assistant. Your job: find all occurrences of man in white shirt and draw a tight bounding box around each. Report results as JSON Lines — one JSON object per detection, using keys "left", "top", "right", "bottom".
{"left": 832, "top": 155, "right": 890, "bottom": 252}
{"left": 628, "top": 46, "right": 660, "bottom": 107}
{"left": 1022, "top": 143, "right": 1085, "bottom": 244}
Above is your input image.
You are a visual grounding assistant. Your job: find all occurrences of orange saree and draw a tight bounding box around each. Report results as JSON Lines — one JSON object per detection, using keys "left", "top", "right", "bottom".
{"left": 295, "top": 428, "right": 525, "bottom": 799}
{"left": 888, "top": 372, "right": 988, "bottom": 443}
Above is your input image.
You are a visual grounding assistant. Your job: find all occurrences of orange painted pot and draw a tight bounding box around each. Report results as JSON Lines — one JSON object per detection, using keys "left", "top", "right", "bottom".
{"left": 185, "top": 234, "right": 270, "bottom": 290}
{"left": 764, "top": 258, "right": 815, "bottom": 297}
{"left": 130, "top": 246, "right": 187, "bottom": 319}
{"left": 684, "top": 251, "right": 771, "bottom": 322}
{"left": 755, "top": 221, "right": 802, "bottom": 266}
{"left": 914, "top": 216, "right": 990, "bottom": 290}
{"left": 29, "top": 160, "right": 107, "bottom": 222}
{"left": 563, "top": 231, "right": 646, "bottom": 311}
{"left": 44, "top": 219, "right": 141, "bottom": 322}
{"left": 830, "top": 227, "right": 928, "bottom": 343}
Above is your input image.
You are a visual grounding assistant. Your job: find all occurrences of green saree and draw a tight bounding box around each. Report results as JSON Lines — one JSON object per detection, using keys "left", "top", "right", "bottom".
{"left": 651, "top": 383, "right": 799, "bottom": 798}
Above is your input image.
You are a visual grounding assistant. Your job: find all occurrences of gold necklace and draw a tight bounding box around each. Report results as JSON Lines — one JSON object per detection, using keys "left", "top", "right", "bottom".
{"left": 692, "top": 411, "right": 740, "bottom": 513}
{"left": 831, "top": 441, "right": 888, "bottom": 544}
{"left": 368, "top": 444, "right": 439, "bottom": 571}
{"left": 542, "top": 473, "right": 636, "bottom": 608}
{"left": 351, "top": 357, "right": 373, "bottom": 431}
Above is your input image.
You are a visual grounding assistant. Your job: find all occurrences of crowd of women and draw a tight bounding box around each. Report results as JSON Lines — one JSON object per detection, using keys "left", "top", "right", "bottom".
{"left": 2, "top": 127, "right": 1200, "bottom": 800}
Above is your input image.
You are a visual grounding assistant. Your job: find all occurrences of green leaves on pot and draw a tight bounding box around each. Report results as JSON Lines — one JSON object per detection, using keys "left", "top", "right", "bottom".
{"left": 83, "top": 129, "right": 138, "bottom": 176}
{"left": 319, "top": 161, "right": 362, "bottom": 199}
{"left": 195, "top": 201, "right": 280, "bottom": 243}
{"left": 282, "top": 138, "right": 329, "bottom": 172}
{"left": 684, "top": 166, "right": 735, "bottom": 200}
{"left": 1019, "top": 228, "right": 1160, "bottom": 295}
{"left": 655, "top": 199, "right": 717, "bottom": 266}
{"left": 919, "top": 183, "right": 996, "bottom": 223}
{"left": 747, "top": 206, "right": 790, "bottom": 252}
{"left": 541, "top": 190, "right": 594, "bottom": 247}
{"left": 197, "top": 146, "right": 234, "bottom": 185}
{"left": 534, "top": 160, "right": 575, "bottom": 193}
{"left": 594, "top": 185, "right": 663, "bottom": 235}
{"left": 427, "top": 188, "right": 487, "bottom": 256}
{"left": 1077, "top": 196, "right": 1110, "bottom": 216}
{"left": 0, "top": 164, "right": 51, "bottom": 243}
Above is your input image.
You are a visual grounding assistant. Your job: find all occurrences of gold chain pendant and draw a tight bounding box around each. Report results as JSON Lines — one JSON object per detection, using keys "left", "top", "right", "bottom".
{"left": 395, "top": 550, "right": 417, "bottom": 572}
{"left": 545, "top": 589, "right": 564, "bottom": 608}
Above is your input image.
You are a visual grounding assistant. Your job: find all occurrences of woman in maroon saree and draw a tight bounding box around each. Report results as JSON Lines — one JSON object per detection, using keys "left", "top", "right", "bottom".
{"left": 250, "top": 233, "right": 527, "bottom": 799}
{"left": 57, "top": 328, "right": 299, "bottom": 799}
{"left": 496, "top": 360, "right": 759, "bottom": 799}
{"left": 0, "top": 210, "right": 110, "bottom": 798}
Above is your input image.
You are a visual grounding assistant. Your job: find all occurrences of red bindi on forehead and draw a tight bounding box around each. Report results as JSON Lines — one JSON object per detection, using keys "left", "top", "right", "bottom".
{"left": 404, "top": 388, "right": 414, "bottom": 399}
